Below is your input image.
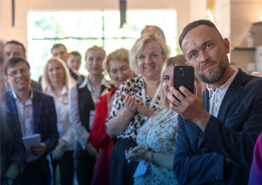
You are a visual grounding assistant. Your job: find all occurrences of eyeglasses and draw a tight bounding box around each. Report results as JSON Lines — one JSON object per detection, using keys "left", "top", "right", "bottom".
{"left": 8, "top": 68, "right": 29, "bottom": 77}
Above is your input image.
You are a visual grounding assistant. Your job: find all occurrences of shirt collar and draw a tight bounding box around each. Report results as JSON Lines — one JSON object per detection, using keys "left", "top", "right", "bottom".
{"left": 46, "top": 85, "right": 67, "bottom": 97}
{"left": 207, "top": 68, "right": 238, "bottom": 95}
{"left": 78, "top": 76, "right": 111, "bottom": 89}
{"left": 12, "top": 88, "right": 33, "bottom": 102}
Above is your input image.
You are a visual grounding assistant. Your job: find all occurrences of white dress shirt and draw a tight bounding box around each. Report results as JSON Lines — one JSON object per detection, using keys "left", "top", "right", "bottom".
{"left": 207, "top": 69, "right": 238, "bottom": 117}
{"left": 46, "top": 86, "right": 75, "bottom": 151}
{"left": 69, "top": 76, "right": 111, "bottom": 150}
{"left": 12, "top": 89, "right": 33, "bottom": 137}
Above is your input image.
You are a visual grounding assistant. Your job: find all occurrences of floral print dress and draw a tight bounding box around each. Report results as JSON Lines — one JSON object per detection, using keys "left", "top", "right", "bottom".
{"left": 135, "top": 108, "right": 179, "bottom": 185}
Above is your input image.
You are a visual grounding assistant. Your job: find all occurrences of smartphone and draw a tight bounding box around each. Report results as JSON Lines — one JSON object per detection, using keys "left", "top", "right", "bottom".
{"left": 173, "top": 66, "right": 194, "bottom": 96}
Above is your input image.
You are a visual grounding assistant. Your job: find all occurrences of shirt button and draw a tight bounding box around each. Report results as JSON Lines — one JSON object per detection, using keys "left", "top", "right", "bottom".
{"left": 216, "top": 99, "right": 219, "bottom": 102}
{"left": 216, "top": 89, "right": 219, "bottom": 93}
{"left": 215, "top": 108, "right": 218, "bottom": 112}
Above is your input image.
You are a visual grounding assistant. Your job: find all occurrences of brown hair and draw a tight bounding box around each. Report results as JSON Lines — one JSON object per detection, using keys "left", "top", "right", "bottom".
{"left": 51, "top": 43, "right": 67, "bottom": 54}
{"left": 5, "top": 57, "right": 30, "bottom": 75}
{"left": 179, "top": 20, "right": 222, "bottom": 50}
{"left": 70, "top": 51, "right": 81, "bottom": 57}
{"left": 4, "top": 40, "right": 26, "bottom": 57}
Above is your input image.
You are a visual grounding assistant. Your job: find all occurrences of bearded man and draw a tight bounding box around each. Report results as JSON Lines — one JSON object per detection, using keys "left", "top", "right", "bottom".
{"left": 170, "top": 20, "right": 262, "bottom": 185}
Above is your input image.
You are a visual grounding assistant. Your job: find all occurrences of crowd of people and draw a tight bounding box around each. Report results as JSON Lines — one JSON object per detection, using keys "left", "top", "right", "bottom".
{"left": 1, "top": 20, "right": 262, "bottom": 185}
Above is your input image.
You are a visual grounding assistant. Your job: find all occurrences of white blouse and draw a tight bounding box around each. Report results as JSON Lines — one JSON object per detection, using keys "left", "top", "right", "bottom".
{"left": 47, "top": 86, "right": 75, "bottom": 151}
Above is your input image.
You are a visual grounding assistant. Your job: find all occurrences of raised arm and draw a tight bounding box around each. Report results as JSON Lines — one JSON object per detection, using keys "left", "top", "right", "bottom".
{"left": 106, "top": 93, "right": 136, "bottom": 137}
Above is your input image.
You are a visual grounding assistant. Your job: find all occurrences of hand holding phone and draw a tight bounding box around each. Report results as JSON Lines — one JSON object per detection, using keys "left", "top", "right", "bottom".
{"left": 173, "top": 66, "right": 194, "bottom": 98}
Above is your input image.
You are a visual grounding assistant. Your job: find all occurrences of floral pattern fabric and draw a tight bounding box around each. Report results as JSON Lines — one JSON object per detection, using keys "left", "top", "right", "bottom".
{"left": 135, "top": 108, "right": 179, "bottom": 185}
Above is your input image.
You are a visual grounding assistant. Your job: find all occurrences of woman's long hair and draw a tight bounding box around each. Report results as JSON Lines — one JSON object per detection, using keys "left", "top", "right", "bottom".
{"left": 41, "top": 57, "right": 76, "bottom": 93}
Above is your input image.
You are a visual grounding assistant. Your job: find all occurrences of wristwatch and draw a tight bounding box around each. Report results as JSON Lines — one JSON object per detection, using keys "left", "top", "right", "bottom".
{"left": 3, "top": 176, "right": 13, "bottom": 185}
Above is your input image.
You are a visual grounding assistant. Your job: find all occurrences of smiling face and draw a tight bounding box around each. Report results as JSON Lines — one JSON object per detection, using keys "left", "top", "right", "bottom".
{"left": 182, "top": 25, "right": 230, "bottom": 84}
{"left": 137, "top": 41, "right": 165, "bottom": 81}
{"left": 7, "top": 61, "right": 31, "bottom": 92}
{"left": 162, "top": 66, "right": 173, "bottom": 99}
{"left": 67, "top": 54, "right": 81, "bottom": 71}
{"left": 47, "top": 60, "right": 65, "bottom": 85}
{"left": 85, "top": 50, "right": 104, "bottom": 76}
{"left": 108, "top": 59, "right": 134, "bottom": 87}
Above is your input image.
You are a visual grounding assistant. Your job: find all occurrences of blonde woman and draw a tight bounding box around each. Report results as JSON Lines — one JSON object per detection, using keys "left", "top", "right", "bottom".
{"left": 42, "top": 57, "right": 76, "bottom": 185}
{"left": 69, "top": 46, "right": 114, "bottom": 185}
{"left": 106, "top": 34, "right": 169, "bottom": 185}
{"left": 125, "top": 55, "right": 190, "bottom": 185}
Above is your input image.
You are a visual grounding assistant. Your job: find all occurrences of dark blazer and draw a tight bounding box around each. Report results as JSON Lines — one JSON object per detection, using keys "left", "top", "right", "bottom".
{"left": 173, "top": 69, "right": 262, "bottom": 185}
{"left": 5, "top": 89, "right": 58, "bottom": 184}
{"left": 1, "top": 111, "right": 27, "bottom": 182}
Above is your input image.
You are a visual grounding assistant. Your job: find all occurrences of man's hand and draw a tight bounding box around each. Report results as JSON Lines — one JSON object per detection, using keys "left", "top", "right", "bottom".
{"left": 85, "top": 141, "right": 98, "bottom": 159}
{"left": 168, "top": 81, "right": 210, "bottom": 131}
{"left": 31, "top": 143, "right": 47, "bottom": 157}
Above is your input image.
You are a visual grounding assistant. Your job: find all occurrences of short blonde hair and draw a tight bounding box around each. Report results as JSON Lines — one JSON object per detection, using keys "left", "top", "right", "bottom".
{"left": 85, "top": 45, "right": 106, "bottom": 61}
{"left": 41, "top": 57, "right": 76, "bottom": 93}
{"left": 129, "top": 34, "right": 169, "bottom": 76}
{"left": 103, "top": 48, "right": 129, "bottom": 77}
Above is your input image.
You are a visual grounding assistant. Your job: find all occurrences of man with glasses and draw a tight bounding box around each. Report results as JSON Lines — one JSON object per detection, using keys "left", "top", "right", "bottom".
{"left": 5, "top": 57, "right": 58, "bottom": 185}
{"left": 3, "top": 40, "right": 42, "bottom": 92}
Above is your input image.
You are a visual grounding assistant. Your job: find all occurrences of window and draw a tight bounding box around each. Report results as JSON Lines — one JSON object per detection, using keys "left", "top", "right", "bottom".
{"left": 27, "top": 10, "right": 177, "bottom": 81}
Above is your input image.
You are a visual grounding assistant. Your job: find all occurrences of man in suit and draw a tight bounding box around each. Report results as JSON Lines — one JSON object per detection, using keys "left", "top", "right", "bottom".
{"left": 3, "top": 40, "right": 42, "bottom": 92}
{"left": 170, "top": 20, "right": 262, "bottom": 184}
{"left": 0, "top": 42, "right": 27, "bottom": 185}
{"left": 5, "top": 57, "right": 58, "bottom": 185}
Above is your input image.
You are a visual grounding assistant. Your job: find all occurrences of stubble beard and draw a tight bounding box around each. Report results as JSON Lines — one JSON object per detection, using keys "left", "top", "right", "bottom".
{"left": 195, "top": 58, "right": 228, "bottom": 84}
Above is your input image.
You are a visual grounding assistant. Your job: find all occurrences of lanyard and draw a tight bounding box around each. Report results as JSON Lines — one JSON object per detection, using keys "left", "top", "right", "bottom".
{"left": 141, "top": 84, "right": 161, "bottom": 109}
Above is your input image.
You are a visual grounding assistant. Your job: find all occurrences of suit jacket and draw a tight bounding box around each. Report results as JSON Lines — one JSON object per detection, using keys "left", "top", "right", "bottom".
{"left": 1, "top": 111, "right": 27, "bottom": 183}
{"left": 173, "top": 69, "right": 262, "bottom": 185}
{"left": 5, "top": 89, "right": 58, "bottom": 184}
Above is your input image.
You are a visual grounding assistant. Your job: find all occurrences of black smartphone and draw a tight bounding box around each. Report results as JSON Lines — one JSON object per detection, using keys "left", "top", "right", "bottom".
{"left": 173, "top": 66, "right": 194, "bottom": 97}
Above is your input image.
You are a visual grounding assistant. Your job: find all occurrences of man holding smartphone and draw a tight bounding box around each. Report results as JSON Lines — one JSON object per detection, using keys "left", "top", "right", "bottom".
{"left": 170, "top": 20, "right": 262, "bottom": 184}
